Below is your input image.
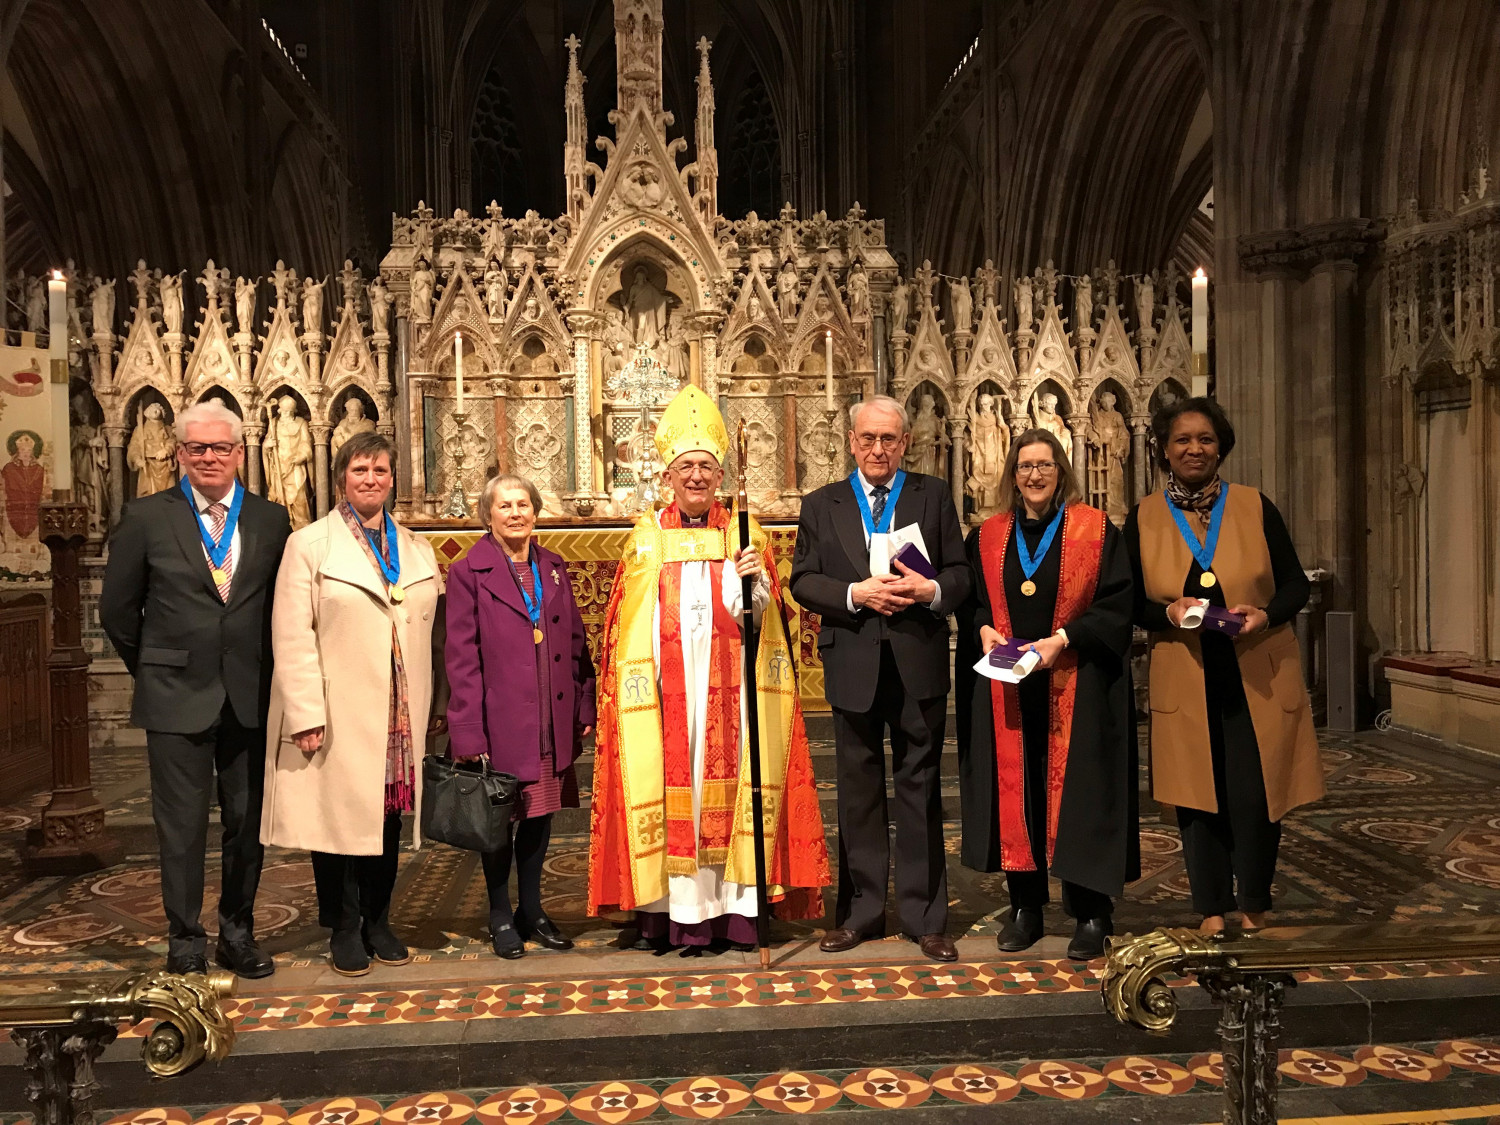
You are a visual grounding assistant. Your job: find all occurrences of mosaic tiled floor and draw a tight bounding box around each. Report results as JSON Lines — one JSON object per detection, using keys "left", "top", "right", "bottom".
{"left": 34, "top": 1040, "right": 1500, "bottom": 1122}
{"left": 1, "top": 729, "right": 1498, "bottom": 979}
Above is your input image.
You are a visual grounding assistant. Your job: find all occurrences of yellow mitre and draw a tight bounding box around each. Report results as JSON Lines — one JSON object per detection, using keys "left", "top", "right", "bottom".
{"left": 655, "top": 383, "right": 729, "bottom": 467}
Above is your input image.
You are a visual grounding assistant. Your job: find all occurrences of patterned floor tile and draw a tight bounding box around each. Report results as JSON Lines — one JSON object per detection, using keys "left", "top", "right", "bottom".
{"left": 380, "top": 1093, "right": 476, "bottom": 1125}
{"left": 657, "top": 1077, "right": 753, "bottom": 1119}
{"left": 750, "top": 1071, "right": 843, "bottom": 1114}
{"left": 567, "top": 1081, "right": 661, "bottom": 1124}
{"left": 472, "top": 1088, "right": 569, "bottom": 1125}
{"left": 1355, "top": 1044, "right": 1452, "bottom": 1082}
{"left": 1437, "top": 1040, "right": 1500, "bottom": 1075}
{"left": 927, "top": 1063, "right": 1021, "bottom": 1105}
{"left": 1102, "top": 1055, "right": 1197, "bottom": 1096}
{"left": 839, "top": 1068, "right": 931, "bottom": 1110}
{"left": 193, "top": 1105, "right": 290, "bottom": 1125}
{"left": 1278, "top": 1048, "right": 1368, "bottom": 1086}
{"left": 102, "top": 1111, "right": 194, "bottom": 1125}
{"left": 1014, "top": 1059, "right": 1109, "bottom": 1100}
{"left": 287, "top": 1098, "right": 384, "bottom": 1125}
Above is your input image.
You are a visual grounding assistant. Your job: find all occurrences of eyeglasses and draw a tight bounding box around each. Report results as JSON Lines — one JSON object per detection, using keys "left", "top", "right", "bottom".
{"left": 671, "top": 463, "right": 719, "bottom": 479}
{"left": 1015, "top": 461, "right": 1058, "bottom": 477}
{"left": 853, "top": 433, "right": 904, "bottom": 451}
{"left": 181, "top": 442, "right": 240, "bottom": 458}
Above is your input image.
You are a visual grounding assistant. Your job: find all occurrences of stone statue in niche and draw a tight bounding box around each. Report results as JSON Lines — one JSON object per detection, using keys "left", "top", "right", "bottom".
{"left": 235, "top": 277, "right": 256, "bottom": 335}
{"left": 1075, "top": 274, "right": 1093, "bottom": 333}
{"left": 905, "top": 393, "right": 946, "bottom": 478}
{"left": 951, "top": 276, "right": 973, "bottom": 334}
{"left": 160, "top": 274, "right": 184, "bottom": 335}
{"left": 410, "top": 259, "right": 435, "bottom": 321}
{"left": 1135, "top": 272, "right": 1155, "bottom": 334}
{"left": 889, "top": 276, "right": 910, "bottom": 333}
{"left": 975, "top": 260, "right": 999, "bottom": 308}
{"left": 272, "top": 260, "right": 297, "bottom": 308}
{"left": 25, "top": 277, "right": 45, "bottom": 332}
{"left": 777, "top": 261, "right": 799, "bottom": 320}
{"left": 127, "top": 402, "right": 177, "bottom": 497}
{"left": 1013, "top": 275, "right": 1034, "bottom": 334}
{"left": 483, "top": 261, "right": 508, "bottom": 319}
{"left": 91, "top": 278, "right": 115, "bottom": 337}
{"left": 368, "top": 276, "right": 392, "bottom": 335}
{"left": 301, "top": 276, "right": 325, "bottom": 334}
{"left": 747, "top": 285, "right": 764, "bottom": 321}
{"left": 262, "top": 395, "right": 314, "bottom": 529}
{"left": 1030, "top": 390, "right": 1073, "bottom": 461}
{"left": 71, "top": 393, "right": 108, "bottom": 536}
{"left": 1090, "top": 390, "right": 1130, "bottom": 523}
{"left": 331, "top": 398, "right": 376, "bottom": 460}
{"left": 848, "top": 262, "right": 870, "bottom": 319}
{"left": 626, "top": 265, "right": 667, "bottom": 345}
{"left": 967, "top": 392, "right": 1009, "bottom": 516}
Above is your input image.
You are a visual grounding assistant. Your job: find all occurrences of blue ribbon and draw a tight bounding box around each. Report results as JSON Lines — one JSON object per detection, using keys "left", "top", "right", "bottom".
{"left": 360, "top": 510, "right": 402, "bottom": 589}
{"left": 180, "top": 476, "right": 243, "bottom": 574}
{"left": 1014, "top": 504, "right": 1066, "bottom": 580}
{"left": 515, "top": 552, "right": 544, "bottom": 631}
{"left": 850, "top": 469, "right": 906, "bottom": 538}
{"left": 1167, "top": 485, "right": 1229, "bottom": 577}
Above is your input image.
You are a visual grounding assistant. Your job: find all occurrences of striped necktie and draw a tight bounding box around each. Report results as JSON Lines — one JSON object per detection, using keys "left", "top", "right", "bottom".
{"left": 870, "top": 483, "right": 890, "bottom": 528}
{"left": 207, "top": 501, "right": 234, "bottom": 602}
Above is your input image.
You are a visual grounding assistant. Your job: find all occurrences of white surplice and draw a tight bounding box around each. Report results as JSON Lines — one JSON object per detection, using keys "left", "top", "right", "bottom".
{"left": 640, "top": 511, "right": 771, "bottom": 923}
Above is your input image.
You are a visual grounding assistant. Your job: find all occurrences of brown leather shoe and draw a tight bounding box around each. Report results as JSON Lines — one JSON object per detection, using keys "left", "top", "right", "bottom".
{"left": 819, "top": 927, "right": 870, "bottom": 953}
{"left": 913, "top": 932, "right": 958, "bottom": 962}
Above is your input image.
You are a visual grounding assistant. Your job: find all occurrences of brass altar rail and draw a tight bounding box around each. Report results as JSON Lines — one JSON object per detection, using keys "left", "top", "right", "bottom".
{"left": 1102, "top": 919, "right": 1500, "bottom": 1125}
{"left": 3, "top": 969, "right": 237, "bottom": 1124}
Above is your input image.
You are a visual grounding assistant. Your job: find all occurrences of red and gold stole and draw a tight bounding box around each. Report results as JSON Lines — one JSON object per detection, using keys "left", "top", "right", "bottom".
{"left": 978, "top": 505, "right": 1106, "bottom": 870}
{"left": 656, "top": 503, "right": 743, "bottom": 872}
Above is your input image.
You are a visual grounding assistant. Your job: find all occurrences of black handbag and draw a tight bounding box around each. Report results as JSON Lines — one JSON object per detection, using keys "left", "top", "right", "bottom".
{"left": 420, "top": 754, "right": 519, "bottom": 852}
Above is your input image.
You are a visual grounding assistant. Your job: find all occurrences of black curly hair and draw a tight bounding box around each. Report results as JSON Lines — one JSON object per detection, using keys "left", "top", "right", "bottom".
{"left": 1150, "top": 395, "right": 1235, "bottom": 472}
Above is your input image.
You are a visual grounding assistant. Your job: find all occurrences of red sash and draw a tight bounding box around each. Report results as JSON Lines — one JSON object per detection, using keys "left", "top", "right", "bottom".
{"left": 656, "top": 504, "right": 742, "bottom": 869}
{"left": 977, "top": 505, "right": 1106, "bottom": 870}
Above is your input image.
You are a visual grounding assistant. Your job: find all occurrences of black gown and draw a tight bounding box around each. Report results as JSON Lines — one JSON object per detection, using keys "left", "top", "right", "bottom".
{"left": 1123, "top": 492, "right": 1309, "bottom": 917}
{"left": 956, "top": 509, "right": 1139, "bottom": 919}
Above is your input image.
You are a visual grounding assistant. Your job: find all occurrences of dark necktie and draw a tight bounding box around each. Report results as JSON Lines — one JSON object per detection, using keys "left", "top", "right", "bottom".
{"left": 870, "top": 484, "right": 889, "bottom": 528}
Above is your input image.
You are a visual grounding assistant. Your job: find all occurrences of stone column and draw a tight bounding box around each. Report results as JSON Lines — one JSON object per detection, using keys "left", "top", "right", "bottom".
{"left": 872, "top": 307, "right": 888, "bottom": 397}
{"left": 103, "top": 425, "right": 127, "bottom": 529}
{"left": 781, "top": 376, "right": 800, "bottom": 493}
{"left": 948, "top": 417, "right": 967, "bottom": 518}
{"left": 303, "top": 332, "right": 325, "bottom": 386}
{"left": 1130, "top": 417, "right": 1150, "bottom": 501}
{"left": 560, "top": 375, "right": 578, "bottom": 493}
{"left": 489, "top": 378, "right": 510, "bottom": 475}
{"left": 1067, "top": 413, "right": 1089, "bottom": 481}
{"left": 163, "top": 333, "right": 186, "bottom": 402}
{"left": 26, "top": 502, "right": 115, "bottom": 875}
{"left": 394, "top": 316, "right": 413, "bottom": 507}
{"left": 243, "top": 423, "right": 265, "bottom": 495}
{"left": 312, "top": 425, "right": 332, "bottom": 517}
{"left": 92, "top": 332, "right": 116, "bottom": 388}
{"left": 1471, "top": 369, "right": 1493, "bottom": 662}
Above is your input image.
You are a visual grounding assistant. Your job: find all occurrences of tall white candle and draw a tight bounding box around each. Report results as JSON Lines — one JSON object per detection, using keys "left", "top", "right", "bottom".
{"left": 824, "top": 330, "right": 834, "bottom": 410}
{"left": 1191, "top": 268, "right": 1208, "bottom": 355}
{"left": 48, "top": 271, "right": 72, "bottom": 491}
{"left": 454, "top": 330, "right": 465, "bottom": 413}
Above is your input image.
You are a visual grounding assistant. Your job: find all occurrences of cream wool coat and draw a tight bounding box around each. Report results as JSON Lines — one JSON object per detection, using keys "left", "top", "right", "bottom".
{"left": 261, "top": 509, "right": 442, "bottom": 856}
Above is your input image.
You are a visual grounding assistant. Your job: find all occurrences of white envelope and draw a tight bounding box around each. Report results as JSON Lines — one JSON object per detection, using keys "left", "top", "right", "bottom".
{"left": 971, "top": 648, "right": 1043, "bottom": 684}
{"left": 870, "top": 522, "right": 928, "bottom": 576}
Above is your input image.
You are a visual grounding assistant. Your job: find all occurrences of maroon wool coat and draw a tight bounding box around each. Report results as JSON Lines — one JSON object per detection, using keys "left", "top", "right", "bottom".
{"left": 444, "top": 535, "right": 597, "bottom": 779}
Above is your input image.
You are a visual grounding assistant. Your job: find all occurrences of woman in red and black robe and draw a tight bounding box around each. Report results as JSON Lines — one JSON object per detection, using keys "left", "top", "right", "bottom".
{"left": 956, "top": 427, "right": 1137, "bottom": 961}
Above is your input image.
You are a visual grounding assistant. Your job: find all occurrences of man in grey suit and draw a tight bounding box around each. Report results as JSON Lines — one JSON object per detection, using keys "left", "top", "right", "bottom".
{"left": 101, "top": 399, "right": 292, "bottom": 976}
{"left": 791, "top": 395, "right": 971, "bottom": 962}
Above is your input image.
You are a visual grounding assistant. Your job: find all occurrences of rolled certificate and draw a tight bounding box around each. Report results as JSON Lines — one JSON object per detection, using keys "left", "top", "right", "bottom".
{"left": 1177, "top": 600, "right": 1244, "bottom": 636}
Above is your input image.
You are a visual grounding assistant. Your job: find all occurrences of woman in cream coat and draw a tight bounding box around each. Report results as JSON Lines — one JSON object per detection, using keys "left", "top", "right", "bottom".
{"left": 262, "top": 431, "right": 444, "bottom": 975}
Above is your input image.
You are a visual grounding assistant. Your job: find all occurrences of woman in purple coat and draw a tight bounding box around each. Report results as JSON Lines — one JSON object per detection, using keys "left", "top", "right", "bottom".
{"left": 445, "top": 474, "right": 597, "bottom": 958}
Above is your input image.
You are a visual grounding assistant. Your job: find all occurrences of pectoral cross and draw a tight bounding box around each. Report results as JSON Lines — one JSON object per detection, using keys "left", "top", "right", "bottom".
{"left": 687, "top": 596, "right": 711, "bottom": 634}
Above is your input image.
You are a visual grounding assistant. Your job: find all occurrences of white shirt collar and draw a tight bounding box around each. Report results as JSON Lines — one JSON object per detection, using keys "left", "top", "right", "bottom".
{"left": 854, "top": 469, "right": 899, "bottom": 498}
{"left": 189, "top": 480, "right": 240, "bottom": 513}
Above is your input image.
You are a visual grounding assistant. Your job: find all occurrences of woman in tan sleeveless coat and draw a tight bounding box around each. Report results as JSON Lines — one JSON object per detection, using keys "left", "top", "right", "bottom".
{"left": 1124, "top": 398, "right": 1322, "bottom": 934}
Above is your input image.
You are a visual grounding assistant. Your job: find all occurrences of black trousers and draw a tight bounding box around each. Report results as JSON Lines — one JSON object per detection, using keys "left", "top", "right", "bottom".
{"left": 1177, "top": 665, "right": 1282, "bottom": 917}
{"left": 146, "top": 703, "right": 265, "bottom": 959}
{"left": 831, "top": 642, "right": 949, "bottom": 937}
{"left": 1005, "top": 872, "right": 1112, "bottom": 921}
{"left": 311, "top": 813, "right": 403, "bottom": 931}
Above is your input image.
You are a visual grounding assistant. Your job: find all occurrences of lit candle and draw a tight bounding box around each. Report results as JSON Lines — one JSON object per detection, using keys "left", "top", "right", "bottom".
{"left": 454, "top": 330, "right": 465, "bottom": 413}
{"left": 47, "top": 270, "right": 66, "bottom": 342}
{"left": 48, "top": 270, "right": 72, "bottom": 491}
{"left": 1191, "top": 268, "right": 1208, "bottom": 355}
{"left": 824, "top": 330, "right": 834, "bottom": 410}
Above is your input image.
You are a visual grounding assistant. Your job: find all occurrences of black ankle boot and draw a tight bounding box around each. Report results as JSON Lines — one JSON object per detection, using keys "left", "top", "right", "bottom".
{"left": 330, "top": 928, "right": 371, "bottom": 976}
{"left": 363, "top": 918, "right": 411, "bottom": 965}
{"left": 996, "top": 907, "right": 1044, "bottom": 953}
{"left": 1066, "top": 916, "right": 1113, "bottom": 961}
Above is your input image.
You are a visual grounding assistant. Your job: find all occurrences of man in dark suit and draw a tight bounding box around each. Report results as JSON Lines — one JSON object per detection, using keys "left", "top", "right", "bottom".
{"left": 791, "top": 395, "right": 971, "bottom": 962}
{"left": 101, "top": 399, "right": 292, "bottom": 977}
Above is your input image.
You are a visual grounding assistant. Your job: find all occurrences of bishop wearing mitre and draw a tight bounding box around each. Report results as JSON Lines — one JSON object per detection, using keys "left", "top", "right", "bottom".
{"left": 589, "top": 385, "right": 829, "bottom": 951}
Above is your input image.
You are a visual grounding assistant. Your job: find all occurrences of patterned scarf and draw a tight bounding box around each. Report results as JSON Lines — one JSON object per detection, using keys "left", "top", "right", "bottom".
{"left": 656, "top": 502, "right": 742, "bottom": 873}
{"left": 338, "top": 501, "right": 415, "bottom": 814}
{"left": 1166, "top": 472, "right": 1223, "bottom": 532}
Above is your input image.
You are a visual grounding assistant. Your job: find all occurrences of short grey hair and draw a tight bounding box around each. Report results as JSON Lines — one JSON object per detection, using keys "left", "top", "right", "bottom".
{"left": 848, "top": 394, "right": 909, "bottom": 433}
{"left": 479, "top": 473, "right": 544, "bottom": 530}
{"left": 175, "top": 399, "right": 243, "bottom": 443}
